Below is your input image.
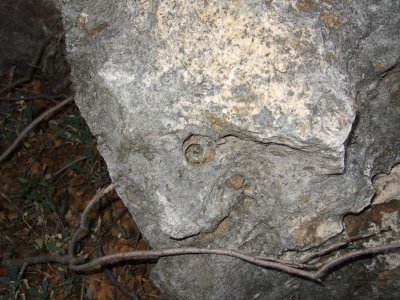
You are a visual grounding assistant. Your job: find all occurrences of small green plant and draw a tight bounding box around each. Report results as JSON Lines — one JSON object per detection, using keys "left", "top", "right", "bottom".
{"left": 0, "top": 266, "right": 22, "bottom": 299}
{"left": 16, "top": 176, "right": 56, "bottom": 210}
{"left": 47, "top": 236, "right": 66, "bottom": 256}
{"left": 118, "top": 229, "right": 136, "bottom": 241}
{"left": 0, "top": 101, "right": 33, "bottom": 144}
{"left": 59, "top": 115, "right": 94, "bottom": 159}
{"left": 64, "top": 158, "right": 89, "bottom": 174}
{"left": 56, "top": 115, "right": 94, "bottom": 174}
{"left": 56, "top": 267, "right": 75, "bottom": 296}
{"left": 0, "top": 104, "right": 15, "bottom": 143}
{"left": 28, "top": 278, "right": 49, "bottom": 300}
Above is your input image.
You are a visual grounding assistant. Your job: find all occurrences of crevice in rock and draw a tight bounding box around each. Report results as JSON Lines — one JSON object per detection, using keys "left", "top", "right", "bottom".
{"left": 218, "top": 133, "right": 310, "bottom": 153}
{"left": 168, "top": 231, "right": 201, "bottom": 242}
{"left": 377, "top": 62, "right": 398, "bottom": 78}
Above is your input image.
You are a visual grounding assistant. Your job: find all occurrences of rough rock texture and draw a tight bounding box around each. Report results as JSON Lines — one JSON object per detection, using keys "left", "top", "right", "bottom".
{"left": 0, "top": 0, "right": 62, "bottom": 75}
{"left": 59, "top": 0, "right": 400, "bottom": 299}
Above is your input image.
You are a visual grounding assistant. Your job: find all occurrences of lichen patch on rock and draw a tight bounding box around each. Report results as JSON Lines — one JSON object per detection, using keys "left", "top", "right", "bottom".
{"left": 150, "top": 1, "right": 354, "bottom": 169}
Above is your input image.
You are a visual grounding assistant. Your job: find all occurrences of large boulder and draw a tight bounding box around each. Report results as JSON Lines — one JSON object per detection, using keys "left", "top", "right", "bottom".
{"left": 58, "top": 0, "right": 400, "bottom": 299}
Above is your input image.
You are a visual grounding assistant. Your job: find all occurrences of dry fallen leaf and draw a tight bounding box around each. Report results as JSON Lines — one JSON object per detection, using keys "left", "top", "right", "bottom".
{"left": 87, "top": 280, "right": 113, "bottom": 300}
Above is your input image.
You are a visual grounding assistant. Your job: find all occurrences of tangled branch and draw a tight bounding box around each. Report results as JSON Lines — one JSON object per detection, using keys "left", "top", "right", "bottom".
{"left": 5, "top": 184, "right": 400, "bottom": 283}
{"left": 0, "top": 96, "right": 74, "bottom": 164}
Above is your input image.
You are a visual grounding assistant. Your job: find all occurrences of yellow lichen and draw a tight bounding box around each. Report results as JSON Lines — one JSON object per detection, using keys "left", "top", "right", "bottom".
{"left": 321, "top": 10, "right": 342, "bottom": 29}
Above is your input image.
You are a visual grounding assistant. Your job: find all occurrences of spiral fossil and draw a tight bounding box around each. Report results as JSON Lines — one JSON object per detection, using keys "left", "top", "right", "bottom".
{"left": 183, "top": 135, "right": 216, "bottom": 165}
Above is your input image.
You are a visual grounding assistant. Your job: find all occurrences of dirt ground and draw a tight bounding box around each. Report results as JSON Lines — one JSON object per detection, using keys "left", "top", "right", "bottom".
{"left": 0, "top": 35, "right": 160, "bottom": 299}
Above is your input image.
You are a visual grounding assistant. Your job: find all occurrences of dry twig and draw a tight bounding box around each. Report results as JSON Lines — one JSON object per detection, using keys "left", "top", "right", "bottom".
{"left": 52, "top": 156, "right": 88, "bottom": 177}
{"left": 96, "top": 208, "right": 139, "bottom": 300}
{"left": 299, "top": 229, "right": 389, "bottom": 264}
{"left": 5, "top": 184, "right": 400, "bottom": 284}
{"left": 0, "top": 188, "right": 20, "bottom": 211}
{"left": 68, "top": 184, "right": 115, "bottom": 265}
{"left": 68, "top": 243, "right": 400, "bottom": 282}
{"left": 0, "top": 96, "right": 74, "bottom": 163}
{"left": 0, "top": 94, "right": 63, "bottom": 103}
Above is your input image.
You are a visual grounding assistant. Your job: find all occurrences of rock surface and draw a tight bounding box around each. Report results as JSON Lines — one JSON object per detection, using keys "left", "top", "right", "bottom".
{"left": 59, "top": 0, "right": 400, "bottom": 299}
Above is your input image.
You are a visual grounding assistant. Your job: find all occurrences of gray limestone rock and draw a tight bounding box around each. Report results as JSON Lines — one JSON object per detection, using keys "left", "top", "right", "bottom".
{"left": 59, "top": 0, "right": 400, "bottom": 299}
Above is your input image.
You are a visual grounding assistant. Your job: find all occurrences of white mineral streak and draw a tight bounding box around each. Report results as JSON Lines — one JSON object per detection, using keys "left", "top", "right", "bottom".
{"left": 146, "top": 0, "right": 355, "bottom": 169}
{"left": 98, "top": 61, "right": 137, "bottom": 110}
{"left": 156, "top": 190, "right": 178, "bottom": 234}
{"left": 315, "top": 219, "right": 343, "bottom": 239}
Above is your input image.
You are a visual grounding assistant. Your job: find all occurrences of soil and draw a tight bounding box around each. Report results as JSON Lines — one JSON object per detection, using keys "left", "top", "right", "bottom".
{"left": 0, "top": 36, "right": 160, "bottom": 299}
